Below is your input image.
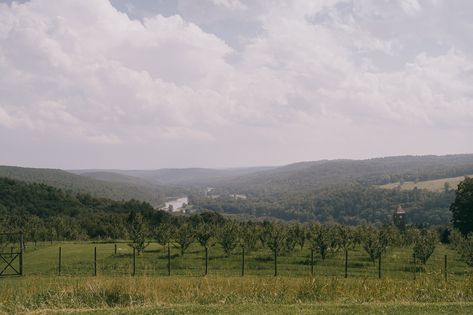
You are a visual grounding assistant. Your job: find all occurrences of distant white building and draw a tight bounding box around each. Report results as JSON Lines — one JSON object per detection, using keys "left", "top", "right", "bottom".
{"left": 229, "top": 194, "right": 247, "bottom": 200}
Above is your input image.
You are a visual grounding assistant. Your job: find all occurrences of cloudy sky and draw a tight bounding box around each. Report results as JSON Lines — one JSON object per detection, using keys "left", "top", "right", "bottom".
{"left": 0, "top": 0, "right": 472, "bottom": 169}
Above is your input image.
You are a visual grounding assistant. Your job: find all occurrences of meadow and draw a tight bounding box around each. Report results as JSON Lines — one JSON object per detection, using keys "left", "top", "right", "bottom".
{"left": 1, "top": 241, "right": 473, "bottom": 314}
{"left": 14, "top": 241, "right": 470, "bottom": 279}
{"left": 379, "top": 174, "right": 473, "bottom": 192}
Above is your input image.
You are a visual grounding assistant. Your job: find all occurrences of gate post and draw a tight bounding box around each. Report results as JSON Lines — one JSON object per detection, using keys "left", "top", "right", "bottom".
{"left": 19, "top": 231, "right": 24, "bottom": 276}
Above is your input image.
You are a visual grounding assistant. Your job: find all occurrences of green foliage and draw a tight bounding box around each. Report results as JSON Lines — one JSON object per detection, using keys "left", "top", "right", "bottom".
{"left": 0, "top": 166, "right": 169, "bottom": 207}
{"left": 238, "top": 221, "right": 259, "bottom": 253}
{"left": 192, "top": 183, "right": 455, "bottom": 225}
{"left": 0, "top": 176, "right": 166, "bottom": 241}
{"left": 215, "top": 154, "right": 473, "bottom": 197}
{"left": 309, "top": 224, "right": 339, "bottom": 260}
{"left": 154, "top": 222, "right": 175, "bottom": 247}
{"left": 195, "top": 223, "right": 215, "bottom": 248}
{"left": 448, "top": 229, "right": 464, "bottom": 249}
{"left": 289, "top": 223, "right": 308, "bottom": 250}
{"left": 412, "top": 229, "right": 438, "bottom": 264}
{"left": 127, "top": 212, "right": 149, "bottom": 254}
{"left": 358, "top": 225, "right": 393, "bottom": 263}
{"left": 458, "top": 233, "right": 473, "bottom": 267}
{"left": 450, "top": 177, "right": 473, "bottom": 236}
{"left": 217, "top": 221, "right": 240, "bottom": 256}
{"left": 262, "top": 222, "right": 287, "bottom": 256}
{"left": 174, "top": 223, "right": 195, "bottom": 256}
{"left": 337, "top": 225, "right": 356, "bottom": 250}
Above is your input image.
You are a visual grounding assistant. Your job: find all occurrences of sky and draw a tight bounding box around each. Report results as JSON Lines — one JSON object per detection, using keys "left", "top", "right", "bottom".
{"left": 0, "top": 0, "right": 472, "bottom": 169}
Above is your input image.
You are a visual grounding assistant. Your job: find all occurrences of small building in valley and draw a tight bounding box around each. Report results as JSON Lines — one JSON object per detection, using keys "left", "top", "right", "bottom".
{"left": 393, "top": 205, "right": 406, "bottom": 230}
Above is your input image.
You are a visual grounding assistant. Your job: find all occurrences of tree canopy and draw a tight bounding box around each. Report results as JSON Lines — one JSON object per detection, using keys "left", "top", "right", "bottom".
{"left": 450, "top": 177, "right": 473, "bottom": 236}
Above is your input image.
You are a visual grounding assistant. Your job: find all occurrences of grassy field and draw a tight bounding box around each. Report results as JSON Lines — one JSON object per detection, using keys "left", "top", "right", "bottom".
{"left": 379, "top": 175, "right": 473, "bottom": 192}
{"left": 1, "top": 241, "right": 472, "bottom": 314}
{"left": 15, "top": 241, "right": 471, "bottom": 280}
{"left": 2, "top": 275, "right": 473, "bottom": 314}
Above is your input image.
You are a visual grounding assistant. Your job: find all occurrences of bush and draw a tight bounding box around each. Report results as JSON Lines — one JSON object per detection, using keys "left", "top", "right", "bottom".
{"left": 459, "top": 233, "right": 473, "bottom": 266}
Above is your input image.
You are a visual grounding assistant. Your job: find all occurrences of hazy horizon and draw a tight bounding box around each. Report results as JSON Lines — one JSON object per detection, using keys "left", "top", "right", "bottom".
{"left": 1, "top": 0, "right": 473, "bottom": 169}
{"left": 2, "top": 152, "right": 473, "bottom": 171}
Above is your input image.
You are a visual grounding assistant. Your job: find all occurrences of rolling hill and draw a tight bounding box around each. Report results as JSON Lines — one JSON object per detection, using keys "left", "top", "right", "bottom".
{"left": 0, "top": 166, "right": 169, "bottom": 207}
{"left": 73, "top": 166, "right": 276, "bottom": 187}
{"left": 214, "top": 154, "right": 473, "bottom": 197}
{"left": 68, "top": 154, "right": 473, "bottom": 198}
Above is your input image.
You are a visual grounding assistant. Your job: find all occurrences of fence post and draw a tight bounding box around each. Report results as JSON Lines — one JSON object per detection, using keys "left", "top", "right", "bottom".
{"left": 274, "top": 249, "right": 277, "bottom": 277}
{"left": 205, "top": 247, "right": 208, "bottom": 276}
{"left": 444, "top": 254, "right": 447, "bottom": 281}
{"left": 311, "top": 249, "right": 314, "bottom": 276}
{"left": 413, "top": 253, "right": 416, "bottom": 280}
{"left": 114, "top": 244, "right": 117, "bottom": 255}
{"left": 94, "top": 246, "right": 97, "bottom": 277}
{"left": 10, "top": 246, "right": 13, "bottom": 257}
{"left": 19, "top": 231, "right": 24, "bottom": 276}
{"left": 167, "top": 243, "right": 171, "bottom": 276}
{"left": 132, "top": 247, "right": 136, "bottom": 276}
{"left": 378, "top": 253, "right": 381, "bottom": 279}
{"left": 241, "top": 246, "right": 245, "bottom": 277}
{"left": 344, "top": 249, "right": 348, "bottom": 278}
{"left": 58, "top": 246, "right": 62, "bottom": 276}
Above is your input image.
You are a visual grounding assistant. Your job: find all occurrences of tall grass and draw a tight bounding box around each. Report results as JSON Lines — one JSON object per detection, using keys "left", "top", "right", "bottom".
{"left": 2, "top": 275, "right": 473, "bottom": 314}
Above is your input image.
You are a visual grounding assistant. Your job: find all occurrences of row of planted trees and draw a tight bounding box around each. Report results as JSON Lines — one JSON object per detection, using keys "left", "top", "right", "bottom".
{"left": 126, "top": 211, "right": 444, "bottom": 269}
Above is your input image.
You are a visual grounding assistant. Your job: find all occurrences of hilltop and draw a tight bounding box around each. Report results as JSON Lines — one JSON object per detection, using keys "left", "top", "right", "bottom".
{"left": 0, "top": 165, "right": 172, "bottom": 207}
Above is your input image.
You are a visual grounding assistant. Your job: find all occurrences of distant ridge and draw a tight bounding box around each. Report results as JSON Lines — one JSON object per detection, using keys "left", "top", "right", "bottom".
{"left": 213, "top": 154, "right": 473, "bottom": 196}
{"left": 3, "top": 154, "right": 473, "bottom": 203}
{"left": 0, "top": 165, "right": 167, "bottom": 206}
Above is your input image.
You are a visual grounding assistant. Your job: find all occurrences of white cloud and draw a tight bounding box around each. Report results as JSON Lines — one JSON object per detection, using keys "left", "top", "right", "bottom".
{"left": 0, "top": 0, "right": 472, "bottom": 168}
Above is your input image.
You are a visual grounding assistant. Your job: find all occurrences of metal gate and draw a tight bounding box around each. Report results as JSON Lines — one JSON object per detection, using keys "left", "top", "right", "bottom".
{"left": 0, "top": 232, "right": 23, "bottom": 277}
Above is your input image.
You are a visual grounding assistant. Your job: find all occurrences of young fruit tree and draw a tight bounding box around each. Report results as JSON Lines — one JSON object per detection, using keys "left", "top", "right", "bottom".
{"left": 358, "top": 225, "right": 392, "bottom": 263}
{"left": 154, "top": 222, "right": 175, "bottom": 249}
{"left": 217, "top": 220, "right": 240, "bottom": 256}
{"left": 412, "top": 229, "right": 438, "bottom": 264}
{"left": 289, "top": 223, "right": 308, "bottom": 250}
{"left": 174, "top": 223, "right": 195, "bottom": 256}
{"left": 263, "top": 222, "right": 287, "bottom": 276}
{"left": 195, "top": 223, "right": 215, "bottom": 249}
{"left": 337, "top": 225, "right": 355, "bottom": 250}
{"left": 239, "top": 221, "right": 260, "bottom": 253}
{"left": 309, "top": 224, "right": 339, "bottom": 260}
{"left": 127, "top": 211, "right": 150, "bottom": 255}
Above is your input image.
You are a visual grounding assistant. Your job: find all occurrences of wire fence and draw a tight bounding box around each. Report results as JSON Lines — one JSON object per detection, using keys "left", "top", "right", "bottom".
{"left": 16, "top": 241, "right": 472, "bottom": 280}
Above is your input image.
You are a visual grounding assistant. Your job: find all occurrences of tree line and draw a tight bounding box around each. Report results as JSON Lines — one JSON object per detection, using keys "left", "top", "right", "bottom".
{"left": 190, "top": 183, "right": 455, "bottom": 225}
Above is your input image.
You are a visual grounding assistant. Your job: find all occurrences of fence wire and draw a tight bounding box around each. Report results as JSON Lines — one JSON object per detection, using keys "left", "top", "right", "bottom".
{"left": 16, "top": 241, "right": 473, "bottom": 280}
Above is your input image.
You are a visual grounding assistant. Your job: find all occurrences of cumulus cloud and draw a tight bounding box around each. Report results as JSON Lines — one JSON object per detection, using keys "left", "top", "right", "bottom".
{"left": 0, "top": 0, "right": 472, "bottom": 168}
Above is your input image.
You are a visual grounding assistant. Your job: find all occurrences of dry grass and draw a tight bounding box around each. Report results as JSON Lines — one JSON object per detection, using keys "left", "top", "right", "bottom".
{"left": 2, "top": 275, "right": 473, "bottom": 314}
{"left": 379, "top": 175, "right": 473, "bottom": 192}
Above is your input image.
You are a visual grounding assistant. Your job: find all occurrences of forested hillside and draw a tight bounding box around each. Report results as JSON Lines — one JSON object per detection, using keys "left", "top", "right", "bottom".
{"left": 0, "top": 177, "right": 170, "bottom": 239}
{"left": 0, "top": 166, "right": 170, "bottom": 207}
{"left": 191, "top": 184, "right": 456, "bottom": 225}
{"left": 71, "top": 155, "right": 473, "bottom": 197}
{"left": 2, "top": 154, "right": 471, "bottom": 227}
{"left": 215, "top": 155, "right": 473, "bottom": 197}
{"left": 106, "top": 166, "right": 276, "bottom": 187}
{"left": 74, "top": 171, "right": 155, "bottom": 187}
